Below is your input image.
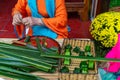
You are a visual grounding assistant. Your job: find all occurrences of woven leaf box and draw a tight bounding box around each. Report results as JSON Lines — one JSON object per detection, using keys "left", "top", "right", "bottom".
{"left": 59, "top": 38, "right": 98, "bottom": 80}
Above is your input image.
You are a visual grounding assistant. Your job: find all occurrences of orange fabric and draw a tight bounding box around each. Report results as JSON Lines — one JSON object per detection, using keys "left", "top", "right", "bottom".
{"left": 15, "top": 24, "right": 25, "bottom": 38}
{"left": 12, "top": 0, "right": 68, "bottom": 39}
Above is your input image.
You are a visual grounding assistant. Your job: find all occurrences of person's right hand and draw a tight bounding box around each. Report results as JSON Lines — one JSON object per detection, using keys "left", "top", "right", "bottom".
{"left": 12, "top": 13, "right": 22, "bottom": 26}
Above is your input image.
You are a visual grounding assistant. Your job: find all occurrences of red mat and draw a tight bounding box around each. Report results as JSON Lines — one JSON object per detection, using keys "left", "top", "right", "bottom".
{"left": 0, "top": 0, "right": 92, "bottom": 39}
{"left": 68, "top": 18, "right": 92, "bottom": 39}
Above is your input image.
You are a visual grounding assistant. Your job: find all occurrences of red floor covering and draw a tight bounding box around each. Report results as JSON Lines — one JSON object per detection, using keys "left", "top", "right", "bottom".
{"left": 0, "top": 0, "right": 93, "bottom": 39}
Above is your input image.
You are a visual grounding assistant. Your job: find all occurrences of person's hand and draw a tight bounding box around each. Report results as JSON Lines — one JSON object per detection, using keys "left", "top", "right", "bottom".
{"left": 22, "top": 17, "right": 44, "bottom": 27}
{"left": 12, "top": 13, "right": 22, "bottom": 26}
{"left": 98, "top": 62, "right": 110, "bottom": 70}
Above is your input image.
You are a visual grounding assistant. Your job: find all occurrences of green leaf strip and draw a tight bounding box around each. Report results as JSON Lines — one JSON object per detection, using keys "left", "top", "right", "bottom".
{"left": 41, "top": 54, "right": 120, "bottom": 62}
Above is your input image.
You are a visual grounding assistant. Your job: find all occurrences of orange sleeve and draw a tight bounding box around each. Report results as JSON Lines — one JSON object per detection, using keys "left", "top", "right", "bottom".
{"left": 12, "top": 0, "right": 27, "bottom": 17}
{"left": 42, "top": 0, "right": 68, "bottom": 38}
{"left": 12, "top": 0, "right": 30, "bottom": 39}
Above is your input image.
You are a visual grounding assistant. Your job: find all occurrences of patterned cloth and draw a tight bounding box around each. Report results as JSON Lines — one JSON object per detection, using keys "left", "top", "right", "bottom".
{"left": 98, "top": 68, "right": 120, "bottom": 80}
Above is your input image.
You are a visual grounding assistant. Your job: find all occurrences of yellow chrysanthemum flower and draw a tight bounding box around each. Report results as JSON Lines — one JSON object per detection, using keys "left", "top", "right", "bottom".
{"left": 90, "top": 12, "right": 120, "bottom": 47}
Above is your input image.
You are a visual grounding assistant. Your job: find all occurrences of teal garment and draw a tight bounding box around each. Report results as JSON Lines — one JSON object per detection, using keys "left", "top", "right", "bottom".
{"left": 28, "top": 0, "right": 57, "bottom": 39}
{"left": 109, "top": 0, "right": 120, "bottom": 8}
{"left": 98, "top": 68, "right": 120, "bottom": 80}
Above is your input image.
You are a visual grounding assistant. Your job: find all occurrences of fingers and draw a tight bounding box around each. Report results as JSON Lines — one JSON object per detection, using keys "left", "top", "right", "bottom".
{"left": 12, "top": 20, "right": 21, "bottom": 26}
{"left": 15, "top": 14, "right": 22, "bottom": 22}
{"left": 22, "top": 17, "right": 43, "bottom": 27}
{"left": 12, "top": 13, "right": 22, "bottom": 26}
{"left": 22, "top": 17, "right": 32, "bottom": 27}
{"left": 98, "top": 62, "right": 109, "bottom": 69}
{"left": 13, "top": 16, "right": 40, "bottom": 27}
{"left": 12, "top": 12, "right": 43, "bottom": 27}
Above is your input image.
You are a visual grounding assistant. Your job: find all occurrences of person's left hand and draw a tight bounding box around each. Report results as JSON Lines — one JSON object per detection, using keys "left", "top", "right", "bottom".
{"left": 22, "top": 17, "right": 44, "bottom": 27}
{"left": 98, "top": 62, "right": 110, "bottom": 70}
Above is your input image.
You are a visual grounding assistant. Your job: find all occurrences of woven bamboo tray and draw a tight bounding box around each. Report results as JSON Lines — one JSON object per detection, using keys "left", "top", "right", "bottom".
{"left": 58, "top": 38, "right": 98, "bottom": 80}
